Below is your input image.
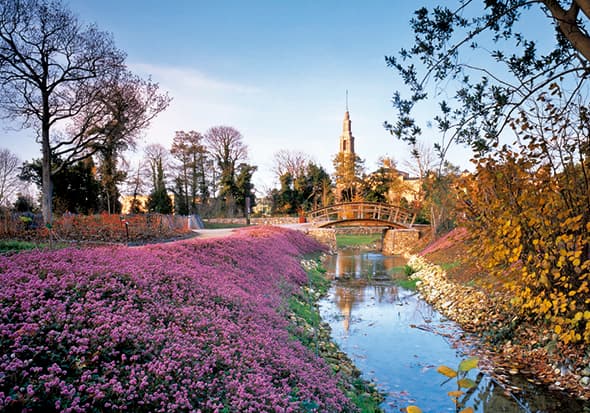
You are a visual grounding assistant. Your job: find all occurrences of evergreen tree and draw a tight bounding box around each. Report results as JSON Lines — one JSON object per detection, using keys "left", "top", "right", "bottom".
{"left": 21, "top": 157, "right": 100, "bottom": 214}
{"left": 233, "top": 163, "right": 257, "bottom": 217}
{"left": 271, "top": 162, "right": 332, "bottom": 214}
{"left": 147, "top": 158, "right": 172, "bottom": 214}
{"left": 173, "top": 176, "right": 189, "bottom": 215}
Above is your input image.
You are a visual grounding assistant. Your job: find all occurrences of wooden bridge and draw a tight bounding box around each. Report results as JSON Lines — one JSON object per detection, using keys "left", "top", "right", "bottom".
{"left": 307, "top": 202, "right": 414, "bottom": 228}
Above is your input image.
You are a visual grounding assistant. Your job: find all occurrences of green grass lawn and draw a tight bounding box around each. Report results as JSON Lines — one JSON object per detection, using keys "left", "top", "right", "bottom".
{"left": 336, "top": 233, "right": 382, "bottom": 248}
{"left": 0, "top": 240, "right": 38, "bottom": 253}
{"left": 0, "top": 239, "right": 72, "bottom": 253}
{"left": 202, "top": 221, "right": 248, "bottom": 229}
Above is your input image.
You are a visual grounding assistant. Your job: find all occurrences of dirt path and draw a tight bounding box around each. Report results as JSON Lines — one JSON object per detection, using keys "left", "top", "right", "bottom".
{"left": 192, "top": 228, "right": 238, "bottom": 238}
{"left": 193, "top": 223, "right": 313, "bottom": 239}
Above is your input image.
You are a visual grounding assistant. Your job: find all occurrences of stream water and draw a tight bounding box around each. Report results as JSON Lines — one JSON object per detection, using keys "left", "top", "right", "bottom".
{"left": 319, "top": 250, "right": 589, "bottom": 412}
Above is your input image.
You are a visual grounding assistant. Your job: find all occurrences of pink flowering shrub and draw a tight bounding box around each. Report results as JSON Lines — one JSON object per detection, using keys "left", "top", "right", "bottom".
{"left": 0, "top": 226, "right": 353, "bottom": 412}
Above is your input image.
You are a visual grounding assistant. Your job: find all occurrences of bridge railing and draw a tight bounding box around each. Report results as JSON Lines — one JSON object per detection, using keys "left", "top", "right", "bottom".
{"left": 307, "top": 202, "right": 414, "bottom": 227}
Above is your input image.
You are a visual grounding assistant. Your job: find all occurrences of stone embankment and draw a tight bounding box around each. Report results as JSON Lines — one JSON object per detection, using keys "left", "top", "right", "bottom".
{"left": 408, "top": 255, "right": 506, "bottom": 330}
{"left": 407, "top": 255, "right": 590, "bottom": 402}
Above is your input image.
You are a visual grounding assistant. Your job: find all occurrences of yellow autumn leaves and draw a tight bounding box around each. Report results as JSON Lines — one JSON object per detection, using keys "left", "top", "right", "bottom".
{"left": 407, "top": 357, "right": 479, "bottom": 413}
{"left": 457, "top": 140, "right": 590, "bottom": 345}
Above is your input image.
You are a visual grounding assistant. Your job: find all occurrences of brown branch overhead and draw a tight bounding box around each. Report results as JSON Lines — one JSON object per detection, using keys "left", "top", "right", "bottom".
{"left": 543, "top": 0, "right": 590, "bottom": 62}
{"left": 575, "top": 0, "right": 590, "bottom": 20}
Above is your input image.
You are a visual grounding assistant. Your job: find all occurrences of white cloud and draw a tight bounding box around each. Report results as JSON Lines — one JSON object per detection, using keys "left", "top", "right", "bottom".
{"left": 130, "top": 63, "right": 262, "bottom": 95}
{"left": 127, "top": 62, "right": 266, "bottom": 161}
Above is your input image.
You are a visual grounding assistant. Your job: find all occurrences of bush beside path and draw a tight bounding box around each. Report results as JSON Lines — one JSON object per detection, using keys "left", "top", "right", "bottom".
{"left": 0, "top": 226, "right": 356, "bottom": 412}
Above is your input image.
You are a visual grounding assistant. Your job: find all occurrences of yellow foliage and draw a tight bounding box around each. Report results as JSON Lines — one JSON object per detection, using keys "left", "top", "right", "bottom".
{"left": 437, "top": 365, "right": 458, "bottom": 378}
{"left": 457, "top": 378, "right": 477, "bottom": 389}
{"left": 458, "top": 357, "right": 478, "bottom": 372}
{"left": 458, "top": 143, "right": 590, "bottom": 345}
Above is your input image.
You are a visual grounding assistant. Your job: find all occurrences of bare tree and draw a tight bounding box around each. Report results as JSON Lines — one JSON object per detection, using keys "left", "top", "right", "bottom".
{"left": 143, "top": 143, "right": 172, "bottom": 213}
{"left": 402, "top": 140, "right": 436, "bottom": 180}
{"left": 124, "top": 160, "right": 148, "bottom": 214}
{"left": 0, "top": 147, "right": 20, "bottom": 206}
{"left": 272, "top": 149, "right": 312, "bottom": 181}
{"left": 75, "top": 73, "right": 170, "bottom": 214}
{"left": 204, "top": 126, "right": 248, "bottom": 202}
{"left": 170, "top": 130, "right": 208, "bottom": 214}
{"left": 0, "top": 0, "right": 126, "bottom": 224}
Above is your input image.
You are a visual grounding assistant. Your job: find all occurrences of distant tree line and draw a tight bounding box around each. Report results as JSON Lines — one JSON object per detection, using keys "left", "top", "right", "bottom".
{"left": 125, "top": 126, "right": 256, "bottom": 218}
{"left": 7, "top": 124, "right": 256, "bottom": 219}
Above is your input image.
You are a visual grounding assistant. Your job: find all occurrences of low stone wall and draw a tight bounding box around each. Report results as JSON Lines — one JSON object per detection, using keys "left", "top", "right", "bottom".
{"left": 205, "top": 217, "right": 300, "bottom": 225}
{"left": 306, "top": 228, "right": 337, "bottom": 253}
{"left": 333, "top": 226, "right": 387, "bottom": 236}
{"left": 382, "top": 229, "right": 420, "bottom": 255}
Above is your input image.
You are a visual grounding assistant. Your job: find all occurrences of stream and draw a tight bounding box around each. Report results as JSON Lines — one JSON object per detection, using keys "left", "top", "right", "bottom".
{"left": 319, "top": 250, "right": 589, "bottom": 412}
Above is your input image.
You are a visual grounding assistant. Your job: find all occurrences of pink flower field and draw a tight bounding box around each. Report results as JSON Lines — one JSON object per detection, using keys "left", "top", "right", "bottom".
{"left": 0, "top": 226, "right": 354, "bottom": 412}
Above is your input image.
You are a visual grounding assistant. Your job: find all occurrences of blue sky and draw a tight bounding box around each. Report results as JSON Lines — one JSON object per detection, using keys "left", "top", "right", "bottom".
{"left": 1, "top": 1, "right": 478, "bottom": 192}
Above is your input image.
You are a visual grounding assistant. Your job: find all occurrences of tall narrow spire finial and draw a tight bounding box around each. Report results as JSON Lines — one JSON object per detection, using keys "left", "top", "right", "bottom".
{"left": 346, "top": 89, "right": 349, "bottom": 112}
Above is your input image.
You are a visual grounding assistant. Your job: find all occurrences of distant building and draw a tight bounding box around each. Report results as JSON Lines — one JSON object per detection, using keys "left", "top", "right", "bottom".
{"left": 120, "top": 195, "right": 149, "bottom": 214}
{"left": 332, "top": 100, "right": 422, "bottom": 206}
{"left": 339, "top": 110, "right": 355, "bottom": 155}
{"left": 120, "top": 193, "right": 177, "bottom": 215}
{"left": 333, "top": 108, "right": 360, "bottom": 202}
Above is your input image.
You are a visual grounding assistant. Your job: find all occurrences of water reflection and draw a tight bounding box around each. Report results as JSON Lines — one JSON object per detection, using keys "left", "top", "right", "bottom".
{"left": 326, "top": 251, "right": 412, "bottom": 333}
{"left": 320, "top": 250, "right": 588, "bottom": 412}
{"left": 328, "top": 251, "right": 405, "bottom": 280}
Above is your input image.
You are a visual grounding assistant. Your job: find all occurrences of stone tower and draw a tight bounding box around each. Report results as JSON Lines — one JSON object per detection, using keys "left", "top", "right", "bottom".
{"left": 339, "top": 110, "right": 355, "bottom": 154}
{"left": 334, "top": 93, "right": 358, "bottom": 203}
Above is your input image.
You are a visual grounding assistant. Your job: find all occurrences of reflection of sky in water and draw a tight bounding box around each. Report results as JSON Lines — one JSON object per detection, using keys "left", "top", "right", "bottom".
{"left": 326, "top": 251, "right": 406, "bottom": 280}
{"left": 320, "top": 251, "right": 586, "bottom": 413}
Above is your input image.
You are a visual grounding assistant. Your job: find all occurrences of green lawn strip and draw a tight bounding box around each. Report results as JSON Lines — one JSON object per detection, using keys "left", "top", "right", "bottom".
{"left": 287, "top": 254, "right": 384, "bottom": 413}
{"left": 336, "top": 234, "right": 382, "bottom": 248}
{"left": 202, "top": 221, "right": 248, "bottom": 229}
{"left": 0, "top": 240, "right": 37, "bottom": 252}
{"left": 0, "top": 239, "right": 84, "bottom": 253}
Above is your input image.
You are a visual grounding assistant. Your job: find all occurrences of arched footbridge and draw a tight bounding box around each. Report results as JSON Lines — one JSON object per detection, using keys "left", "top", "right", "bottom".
{"left": 307, "top": 202, "right": 415, "bottom": 228}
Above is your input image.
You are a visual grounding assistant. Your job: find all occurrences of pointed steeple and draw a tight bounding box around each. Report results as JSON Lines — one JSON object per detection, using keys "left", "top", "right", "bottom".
{"left": 339, "top": 92, "right": 355, "bottom": 154}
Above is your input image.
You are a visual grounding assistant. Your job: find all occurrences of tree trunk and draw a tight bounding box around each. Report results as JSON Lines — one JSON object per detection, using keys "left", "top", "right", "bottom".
{"left": 41, "top": 110, "right": 52, "bottom": 226}
{"left": 543, "top": 0, "right": 590, "bottom": 62}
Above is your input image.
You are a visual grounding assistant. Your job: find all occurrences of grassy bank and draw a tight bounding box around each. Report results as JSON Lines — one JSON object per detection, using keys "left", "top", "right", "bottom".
{"left": 0, "top": 240, "right": 72, "bottom": 253}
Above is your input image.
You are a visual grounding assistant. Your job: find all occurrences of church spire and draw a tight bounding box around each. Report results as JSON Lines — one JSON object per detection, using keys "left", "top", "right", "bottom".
{"left": 339, "top": 91, "right": 354, "bottom": 154}
{"left": 346, "top": 89, "right": 349, "bottom": 112}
